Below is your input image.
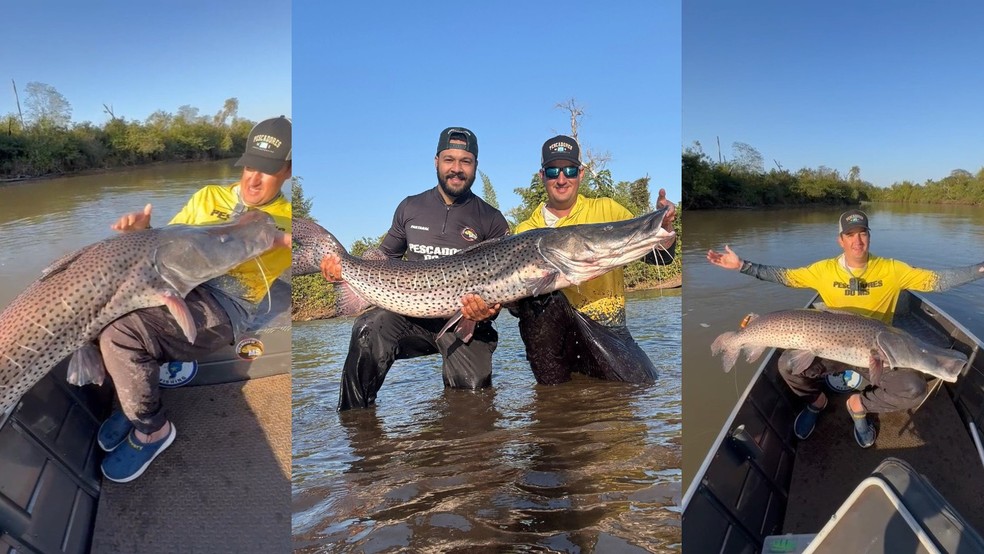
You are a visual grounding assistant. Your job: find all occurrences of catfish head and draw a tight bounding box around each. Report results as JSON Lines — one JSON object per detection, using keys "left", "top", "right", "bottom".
{"left": 537, "top": 206, "right": 676, "bottom": 286}
{"left": 154, "top": 210, "right": 284, "bottom": 296}
{"left": 874, "top": 328, "right": 968, "bottom": 383}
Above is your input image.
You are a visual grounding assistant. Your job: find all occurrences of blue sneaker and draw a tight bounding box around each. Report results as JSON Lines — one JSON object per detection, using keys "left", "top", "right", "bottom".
{"left": 101, "top": 422, "right": 176, "bottom": 483}
{"left": 97, "top": 410, "right": 134, "bottom": 452}
{"left": 794, "top": 400, "right": 825, "bottom": 440}
{"left": 848, "top": 401, "right": 877, "bottom": 448}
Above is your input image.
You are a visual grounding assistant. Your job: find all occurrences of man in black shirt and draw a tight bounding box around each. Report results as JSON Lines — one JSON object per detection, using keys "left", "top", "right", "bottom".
{"left": 323, "top": 127, "right": 509, "bottom": 410}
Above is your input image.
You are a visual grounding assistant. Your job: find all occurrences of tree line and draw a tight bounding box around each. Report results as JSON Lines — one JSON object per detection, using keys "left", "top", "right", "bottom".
{"left": 2, "top": 82, "right": 254, "bottom": 180}
{"left": 683, "top": 140, "right": 984, "bottom": 209}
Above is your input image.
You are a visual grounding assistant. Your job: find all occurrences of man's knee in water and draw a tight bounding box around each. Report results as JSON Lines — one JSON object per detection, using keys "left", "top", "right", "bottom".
{"left": 350, "top": 310, "right": 389, "bottom": 348}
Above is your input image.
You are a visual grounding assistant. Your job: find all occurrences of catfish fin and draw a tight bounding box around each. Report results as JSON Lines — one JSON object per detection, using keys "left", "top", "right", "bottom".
{"left": 868, "top": 348, "right": 884, "bottom": 387}
{"left": 743, "top": 346, "right": 767, "bottom": 364}
{"left": 336, "top": 283, "right": 375, "bottom": 315}
{"left": 778, "top": 349, "right": 816, "bottom": 375}
{"left": 812, "top": 302, "right": 856, "bottom": 316}
{"left": 67, "top": 342, "right": 107, "bottom": 386}
{"left": 162, "top": 292, "right": 197, "bottom": 344}
{"left": 453, "top": 319, "right": 476, "bottom": 343}
{"left": 40, "top": 245, "right": 95, "bottom": 280}
{"left": 528, "top": 273, "right": 561, "bottom": 297}
{"left": 437, "top": 311, "right": 465, "bottom": 340}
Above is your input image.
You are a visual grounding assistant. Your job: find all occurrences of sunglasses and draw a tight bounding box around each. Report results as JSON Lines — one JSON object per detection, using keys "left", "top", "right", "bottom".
{"left": 543, "top": 166, "right": 580, "bottom": 179}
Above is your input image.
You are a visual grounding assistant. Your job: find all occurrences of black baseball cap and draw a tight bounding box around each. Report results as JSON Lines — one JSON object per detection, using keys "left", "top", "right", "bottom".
{"left": 541, "top": 135, "right": 581, "bottom": 167}
{"left": 436, "top": 127, "right": 478, "bottom": 158}
{"left": 235, "top": 116, "right": 292, "bottom": 175}
{"left": 838, "top": 209, "right": 870, "bottom": 234}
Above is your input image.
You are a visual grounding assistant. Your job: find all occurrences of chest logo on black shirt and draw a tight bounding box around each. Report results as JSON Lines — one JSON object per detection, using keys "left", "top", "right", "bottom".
{"left": 461, "top": 227, "right": 478, "bottom": 242}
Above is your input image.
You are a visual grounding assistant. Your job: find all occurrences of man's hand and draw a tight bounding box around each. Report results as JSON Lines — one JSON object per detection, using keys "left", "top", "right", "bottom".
{"left": 274, "top": 232, "right": 291, "bottom": 249}
{"left": 111, "top": 203, "right": 152, "bottom": 232}
{"left": 656, "top": 188, "right": 677, "bottom": 233}
{"left": 706, "top": 245, "right": 743, "bottom": 270}
{"left": 321, "top": 253, "right": 342, "bottom": 281}
{"left": 460, "top": 293, "right": 500, "bottom": 322}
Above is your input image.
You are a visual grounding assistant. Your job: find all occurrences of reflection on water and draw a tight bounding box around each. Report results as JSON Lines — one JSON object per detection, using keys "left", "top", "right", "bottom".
{"left": 682, "top": 203, "right": 984, "bottom": 490}
{"left": 0, "top": 161, "right": 241, "bottom": 308}
{"left": 292, "top": 293, "right": 682, "bottom": 552}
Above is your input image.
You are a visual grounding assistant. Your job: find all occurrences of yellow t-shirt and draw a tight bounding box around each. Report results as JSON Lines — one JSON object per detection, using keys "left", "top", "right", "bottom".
{"left": 515, "top": 195, "right": 634, "bottom": 327}
{"left": 783, "top": 255, "right": 939, "bottom": 323}
{"left": 169, "top": 184, "right": 292, "bottom": 304}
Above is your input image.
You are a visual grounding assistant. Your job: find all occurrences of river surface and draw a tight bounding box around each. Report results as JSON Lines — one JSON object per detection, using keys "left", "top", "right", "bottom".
{"left": 0, "top": 160, "right": 243, "bottom": 309}
{"left": 292, "top": 291, "right": 682, "bottom": 553}
{"left": 681, "top": 203, "right": 984, "bottom": 492}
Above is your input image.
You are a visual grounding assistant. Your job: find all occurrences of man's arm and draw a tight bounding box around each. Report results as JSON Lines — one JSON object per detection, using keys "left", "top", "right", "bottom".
{"left": 899, "top": 260, "right": 984, "bottom": 292}
{"left": 706, "top": 245, "right": 794, "bottom": 285}
{"left": 645, "top": 188, "right": 678, "bottom": 265}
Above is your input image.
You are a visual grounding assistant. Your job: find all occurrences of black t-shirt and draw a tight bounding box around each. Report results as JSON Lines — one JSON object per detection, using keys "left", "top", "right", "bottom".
{"left": 381, "top": 188, "right": 510, "bottom": 261}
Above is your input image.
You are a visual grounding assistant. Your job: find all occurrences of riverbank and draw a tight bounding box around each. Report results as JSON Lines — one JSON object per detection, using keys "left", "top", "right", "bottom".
{"left": 0, "top": 157, "right": 237, "bottom": 188}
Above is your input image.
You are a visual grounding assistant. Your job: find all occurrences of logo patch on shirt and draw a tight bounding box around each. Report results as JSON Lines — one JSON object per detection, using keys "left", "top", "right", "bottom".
{"left": 461, "top": 227, "right": 479, "bottom": 242}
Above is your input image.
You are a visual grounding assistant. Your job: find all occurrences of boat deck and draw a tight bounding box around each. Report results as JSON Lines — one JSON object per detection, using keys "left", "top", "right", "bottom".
{"left": 784, "top": 308, "right": 984, "bottom": 535}
{"left": 784, "top": 384, "right": 984, "bottom": 534}
{"left": 90, "top": 374, "right": 291, "bottom": 553}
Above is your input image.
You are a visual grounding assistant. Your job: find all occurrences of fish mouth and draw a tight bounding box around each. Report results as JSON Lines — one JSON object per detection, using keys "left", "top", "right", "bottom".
{"left": 155, "top": 212, "right": 280, "bottom": 293}
{"left": 537, "top": 208, "right": 675, "bottom": 283}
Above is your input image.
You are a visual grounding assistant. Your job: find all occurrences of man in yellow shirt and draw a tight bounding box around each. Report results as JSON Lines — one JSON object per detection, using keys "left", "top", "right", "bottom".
{"left": 511, "top": 135, "right": 677, "bottom": 384}
{"left": 707, "top": 210, "right": 984, "bottom": 447}
{"left": 97, "top": 116, "right": 292, "bottom": 482}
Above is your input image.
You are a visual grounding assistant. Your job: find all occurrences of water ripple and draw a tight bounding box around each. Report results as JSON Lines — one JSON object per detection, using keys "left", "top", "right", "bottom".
{"left": 292, "top": 294, "right": 682, "bottom": 552}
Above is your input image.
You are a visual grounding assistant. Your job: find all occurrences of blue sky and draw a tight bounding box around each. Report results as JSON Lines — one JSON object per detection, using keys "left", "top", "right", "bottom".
{"left": 684, "top": 1, "right": 984, "bottom": 189}
{"left": 2, "top": 2, "right": 291, "bottom": 126}
{"left": 294, "top": 0, "right": 682, "bottom": 249}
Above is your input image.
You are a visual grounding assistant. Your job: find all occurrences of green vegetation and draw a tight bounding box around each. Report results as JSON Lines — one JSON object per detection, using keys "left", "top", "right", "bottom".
{"left": 683, "top": 141, "right": 877, "bottom": 209}
{"left": 2, "top": 82, "right": 254, "bottom": 180}
{"left": 290, "top": 177, "right": 338, "bottom": 321}
{"left": 873, "top": 169, "right": 984, "bottom": 204}
{"left": 683, "top": 140, "right": 984, "bottom": 208}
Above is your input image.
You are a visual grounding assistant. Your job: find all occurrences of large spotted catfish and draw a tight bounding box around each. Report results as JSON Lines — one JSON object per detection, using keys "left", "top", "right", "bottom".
{"left": 292, "top": 207, "right": 677, "bottom": 341}
{"left": 710, "top": 307, "right": 968, "bottom": 384}
{"left": 0, "top": 211, "right": 286, "bottom": 415}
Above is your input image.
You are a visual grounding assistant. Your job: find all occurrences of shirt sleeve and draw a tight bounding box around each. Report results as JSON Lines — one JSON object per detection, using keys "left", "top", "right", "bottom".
{"left": 488, "top": 209, "right": 510, "bottom": 239}
{"left": 896, "top": 259, "right": 984, "bottom": 292}
{"left": 740, "top": 260, "right": 819, "bottom": 288}
{"left": 168, "top": 189, "right": 205, "bottom": 225}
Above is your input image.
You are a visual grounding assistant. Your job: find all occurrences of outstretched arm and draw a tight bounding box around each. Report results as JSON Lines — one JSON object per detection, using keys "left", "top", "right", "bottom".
{"left": 918, "top": 262, "right": 984, "bottom": 292}
{"left": 707, "top": 245, "right": 792, "bottom": 285}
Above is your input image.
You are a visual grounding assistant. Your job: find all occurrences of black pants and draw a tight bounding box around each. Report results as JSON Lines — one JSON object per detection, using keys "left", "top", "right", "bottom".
{"left": 336, "top": 308, "right": 498, "bottom": 411}
{"left": 779, "top": 356, "right": 928, "bottom": 413}
{"left": 514, "top": 292, "right": 657, "bottom": 385}
{"left": 98, "top": 288, "right": 234, "bottom": 434}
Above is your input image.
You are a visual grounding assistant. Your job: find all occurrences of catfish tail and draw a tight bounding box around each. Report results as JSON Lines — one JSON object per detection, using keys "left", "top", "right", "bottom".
{"left": 710, "top": 331, "right": 741, "bottom": 373}
{"left": 291, "top": 217, "right": 347, "bottom": 276}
